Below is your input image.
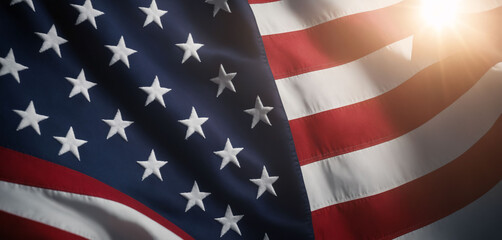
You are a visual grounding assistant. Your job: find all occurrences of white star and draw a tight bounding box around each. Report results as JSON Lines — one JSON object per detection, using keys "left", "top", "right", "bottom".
{"left": 35, "top": 25, "right": 68, "bottom": 58}
{"left": 137, "top": 150, "right": 167, "bottom": 181}
{"left": 175, "top": 33, "right": 203, "bottom": 64}
{"left": 250, "top": 166, "right": 279, "bottom": 199}
{"left": 244, "top": 96, "right": 273, "bottom": 129}
{"left": 65, "top": 69, "right": 96, "bottom": 102}
{"left": 214, "top": 138, "right": 243, "bottom": 170}
{"left": 139, "top": 76, "right": 171, "bottom": 107}
{"left": 210, "top": 64, "right": 237, "bottom": 97}
{"left": 71, "top": 0, "right": 104, "bottom": 29}
{"left": 215, "top": 205, "right": 243, "bottom": 237}
{"left": 180, "top": 181, "right": 211, "bottom": 212}
{"left": 139, "top": 0, "right": 167, "bottom": 29}
{"left": 102, "top": 109, "right": 133, "bottom": 141}
{"left": 0, "top": 48, "right": 28, "bottom": 83}
{"left": 105, "top": 36, "right": 137, "bottom": 68}
{"left": 178, "top": 107, "right": 208, "bottom": 139}
{"left": 10, "top": 0, "right": 35, "bottom": 12}
{"left": 12, "top": 101, "right": 48, "bottom": 135}
{"left": 205, "top": 0, "right": 231, "bottom": 17}
{"left": 53, "top": 127, "right": 87, "bottom": 161}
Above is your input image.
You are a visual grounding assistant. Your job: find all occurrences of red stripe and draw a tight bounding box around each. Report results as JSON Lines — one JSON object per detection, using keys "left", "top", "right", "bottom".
{"left": 311, "top": 115, "right": 502, "bottom": 240}
{"left": 0, "top": 147, "right": 193, "bottom": 240}
{"left": 0, "top": 210, "right": 86, "bottom": 240}
{"left": 248, "top": 0, "right": 279, "bottom": 4}
{"left": 291, "top": 50, "right": 497, "bottom": 165}
{"left": 261, "top": 0, "right": 419, "bottom": 79}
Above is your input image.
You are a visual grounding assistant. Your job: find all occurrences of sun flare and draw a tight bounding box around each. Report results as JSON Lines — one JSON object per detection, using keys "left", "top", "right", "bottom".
{"left": 421, "top": 0, "right": 460, "bottom": 30}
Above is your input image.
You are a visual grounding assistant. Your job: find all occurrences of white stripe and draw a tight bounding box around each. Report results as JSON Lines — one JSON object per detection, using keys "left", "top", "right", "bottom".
{"left": 457, "top": 0, "right": 502, "bottom": 13}
{"left": 0, "top": 181, "right": 183, "bottom": 240}
{"left": 250, "top": 0, "right": 401, "bottom": 36}
{"left": 396, "top": 181, "right": 502, "bottom": 240}
{"left": 276, "top": 36, "right": 437, "bottom": 120}
{"left": 250, "top": 0, "right": 502, "bottom": 36}
{"left": 301, "top": 64, "right": 502, "bottom": 211}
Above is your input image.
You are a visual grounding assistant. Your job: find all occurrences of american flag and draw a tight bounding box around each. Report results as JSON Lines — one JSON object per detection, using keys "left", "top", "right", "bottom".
{"left": 0, "top": 0, "right": 501, "bottom": 239}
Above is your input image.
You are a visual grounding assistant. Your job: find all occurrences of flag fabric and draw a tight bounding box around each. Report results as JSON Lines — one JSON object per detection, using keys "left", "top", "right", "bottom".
{"left": 0, "top": 0, "right": 313, "bottom": 239}
{"left": 248, "top": 0, "right": 502, "bottom": 239}
{"left": 0, "top": 0, "right": 501, "bottom": 240}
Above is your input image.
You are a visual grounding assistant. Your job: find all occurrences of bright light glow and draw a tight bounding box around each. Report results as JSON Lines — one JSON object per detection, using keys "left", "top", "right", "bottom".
{"left": 421, "top": 0, "right": 459, "bottom": 30}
